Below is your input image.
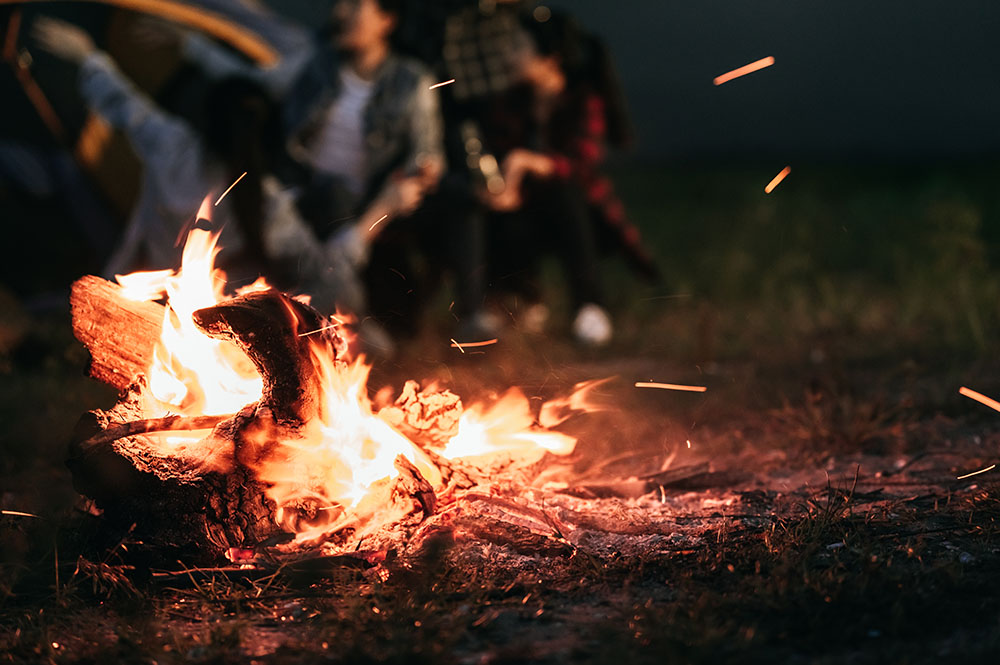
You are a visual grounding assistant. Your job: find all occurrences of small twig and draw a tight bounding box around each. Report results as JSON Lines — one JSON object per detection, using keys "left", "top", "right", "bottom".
{"left": 81, "top": 414, "right": 233, "bottom": 448}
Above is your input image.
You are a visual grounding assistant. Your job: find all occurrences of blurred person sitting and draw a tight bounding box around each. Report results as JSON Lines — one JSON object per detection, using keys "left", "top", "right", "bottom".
{"left": 280, "top": 0, "right": 445, "bottom": 353}
{"left": 31, "top": 17, "right": 337, "bottom": 306}
{"left": 475, "top": 9, "right": 658, "bottom": 347}
{"left": 388, "top": 0, "right": 526, "bottom": 341}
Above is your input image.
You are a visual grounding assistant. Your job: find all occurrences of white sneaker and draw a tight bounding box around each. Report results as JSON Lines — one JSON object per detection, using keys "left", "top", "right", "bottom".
{"left": 572, "top": 303, "right": 612, "bottom": 347}
{"left": 520, "top": 303, "right": 550, "bottom": 335}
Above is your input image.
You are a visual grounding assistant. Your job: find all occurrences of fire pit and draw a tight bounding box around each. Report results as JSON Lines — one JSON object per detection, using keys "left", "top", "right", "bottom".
{"left": 66, "top": 225, "right": 611, "bottom": 565}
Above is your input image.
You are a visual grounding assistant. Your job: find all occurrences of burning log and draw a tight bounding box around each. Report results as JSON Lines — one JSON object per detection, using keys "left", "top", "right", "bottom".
{"left": 70, "top": 275, "right": 164, "bottom": 391}
{"left": 67, "top": 278, "right": 351, "bottom": 561}
{"left": 191, "top": 290, "right": 343, "bottom": 426}
{"left": 68, "top": 378, "right": 282, "bottom": 562}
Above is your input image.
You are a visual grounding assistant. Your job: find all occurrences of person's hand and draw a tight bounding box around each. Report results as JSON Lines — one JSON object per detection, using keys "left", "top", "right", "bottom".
{"left": 481, "top": 183, "right": 522, "bottom": 212}
{"left": 381, "top": 175, "right": 425, "bottom": 217}
{"left": 32, "top": 17, "right": 96, "bottom": 65}
{"left": 414, "top": 154, "right": 444, "bottom": 191}
{"left": 501, "top": 148, "right": 555, "bottom": 181}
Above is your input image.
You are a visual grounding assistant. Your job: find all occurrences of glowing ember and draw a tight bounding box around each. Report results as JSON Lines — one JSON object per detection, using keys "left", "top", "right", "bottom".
{"left": 764, "top": 166, "right": 791, "bottom": 194}
{"left": 1, "top": 510, "right": 40, "bottom": 519}
{"left": 959, "top": 386, "right": 1000, "bottom": 413}
{"left": 957, "top": 464, "right": 996, "bottom": 480}
{"left": 635, "top": 382, "right": 707, "bottom": 393}
{"left": 114, "top": 209, "right": 601, "bottom": 542}
{"left": 450, "top": 338, "right": 498, "bottom": 350}
{"left": 713, "top": 56, "right": 775, "bottom": 86}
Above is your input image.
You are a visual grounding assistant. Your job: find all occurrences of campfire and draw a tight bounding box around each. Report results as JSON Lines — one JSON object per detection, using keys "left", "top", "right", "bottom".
{"left": 66, "top": 215, "right": 603, "bottom": 564}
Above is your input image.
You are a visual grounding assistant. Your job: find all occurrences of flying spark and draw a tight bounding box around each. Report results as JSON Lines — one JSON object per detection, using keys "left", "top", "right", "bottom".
{"left": 635, "top": 382, "right": 707, "bottom": 393}
{"left": 713, "top": 56, "right": 775, "bottom": 86}
{"left": 957, "top": 464, "right": 996, "bottom": 480}
{"left": 369, "top": 214, "right": 388, "bottom": 232}
{"left": 959, "top": 386, "right": 1000, "bottom": 413}
{"left": 429, "top": 79, "right": 456, "bottom": 90}
{"left": 765, "top": 166, "right": 791, "bottom": 194}
{"left": 215, "top": 171, "right": 247, "bottom": 206}
{"left": 450, "top": 338, "right": 465, "bottom": 354}
{"left": 297, "top": 320, "right": 344, "bottom": 337}
{"left": 450, "top": 338, "right": 498, "bottom": 349}
{"left": 1, "top": 510, "right": 40, "bottom": 519}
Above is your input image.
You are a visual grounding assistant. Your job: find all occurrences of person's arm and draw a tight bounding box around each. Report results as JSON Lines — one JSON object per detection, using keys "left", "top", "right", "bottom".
{"left": 550, "top": 93, "right": 607, "bottom": 178}
{"left": 508, "top": 94, "right": 606, "bottom": 182}
{"left": 180, "top": 30, "right": 249, "bottom": 79}
{"left": 343, "top": 70, "right": 446, "bottom": 245}
{"left": 34, "top": 18, "right": 204, "bottom": 186}
{"left": 77, "top": 54, "right": 202, "bottom": 174}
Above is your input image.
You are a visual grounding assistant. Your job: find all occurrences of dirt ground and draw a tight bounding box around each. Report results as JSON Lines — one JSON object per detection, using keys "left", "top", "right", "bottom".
{"left": 4, "top": 163, "right": 1000, "bottom": 662}
{"left": 2, "top": 308, "right": 1000, "bottom": 664}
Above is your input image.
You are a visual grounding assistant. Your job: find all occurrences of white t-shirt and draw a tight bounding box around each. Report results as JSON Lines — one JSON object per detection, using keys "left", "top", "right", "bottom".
{"left": 308, "top": 66, "right": 375, "bottom": 196}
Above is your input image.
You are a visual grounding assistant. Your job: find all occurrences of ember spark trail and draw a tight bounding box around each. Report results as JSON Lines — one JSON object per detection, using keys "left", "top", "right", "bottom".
{"left": 713, "top": 56, "right": 775, "bottom": 86}
{"left": 635, "top": 382, "right": 707, "bottom": 393}
{"left": 959, "top": 386, "right": 1000, "bottom": 413}
{"left": 765, "top": 166, "right": 791, "bottom": 193}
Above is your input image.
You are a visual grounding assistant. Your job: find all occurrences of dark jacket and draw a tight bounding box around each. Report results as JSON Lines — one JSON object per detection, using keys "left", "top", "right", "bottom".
{"left": 281, "top": 43, "right": 444, "bottom": 234}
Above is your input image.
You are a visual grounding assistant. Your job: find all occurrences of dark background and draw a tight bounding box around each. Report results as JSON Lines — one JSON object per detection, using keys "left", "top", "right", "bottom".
{"left": 555, "top": 0, "right": 1000, "bottom": 161}
{"left": 269, "top": 0, "right": 1000, "bottom": 162}
{"left": 5, "top": 2, "right": 999, "bottom": 161}
{"left": 3, "top": 1, "right": 1000, "bottom": 302}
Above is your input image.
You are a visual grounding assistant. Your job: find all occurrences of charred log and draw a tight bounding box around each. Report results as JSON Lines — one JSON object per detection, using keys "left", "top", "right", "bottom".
{"left": 67, "top": 380, "right": 283, "bottom": 563}
{"left": 192, "top": 289, "right": 344, "bottom": 425}
{"left": 67, "top": 278, "right": 348, "bottom": 562}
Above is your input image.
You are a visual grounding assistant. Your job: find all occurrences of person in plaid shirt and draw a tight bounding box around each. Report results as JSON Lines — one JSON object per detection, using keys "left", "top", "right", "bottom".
{"left": 476, "top": 9, "right": 659, "bottom": 346}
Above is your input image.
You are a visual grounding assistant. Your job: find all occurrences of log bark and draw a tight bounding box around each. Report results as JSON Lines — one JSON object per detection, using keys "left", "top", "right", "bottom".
{"left": 70, "top": 275, "right": 165, "bottom": 390}
{"left": 67, "top": 281, "right": 349, "bottom": 562}
{"left": 67, "top": 379, "right": 282, "bottom": 563}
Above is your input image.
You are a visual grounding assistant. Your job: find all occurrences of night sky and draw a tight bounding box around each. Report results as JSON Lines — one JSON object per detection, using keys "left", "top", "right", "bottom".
{"left": 548, "top": 1, "right": 1000, "bottom": 161}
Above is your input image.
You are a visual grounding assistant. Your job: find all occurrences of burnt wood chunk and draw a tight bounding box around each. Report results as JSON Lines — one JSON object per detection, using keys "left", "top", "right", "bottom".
{"left": 67, "top": 379, "right": 284, "bottom": 563}
{"left": 192, "top": 290, "right": 340, "bottom": 425}
{"left": 70, "top": 275, "right": 165, "bottom": 390}
{"left": 67, "top": 281, "right": 347, "bottom": 562}
{"left": 393, "top": 455, "right": 437, "bottom": 518}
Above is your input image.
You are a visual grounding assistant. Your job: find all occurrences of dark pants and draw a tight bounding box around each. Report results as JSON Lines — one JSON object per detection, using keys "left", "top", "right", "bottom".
{"left": 486, "top": 177, "right": 605, "bottom": 310}
{"left": 363, "top": 174, "right": 484, "bottom": 336}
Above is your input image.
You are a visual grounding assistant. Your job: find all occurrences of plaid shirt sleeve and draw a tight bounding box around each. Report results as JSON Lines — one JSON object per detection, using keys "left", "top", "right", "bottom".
{"left": 548, "top": 93, "right": 606, "bottom": 180}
